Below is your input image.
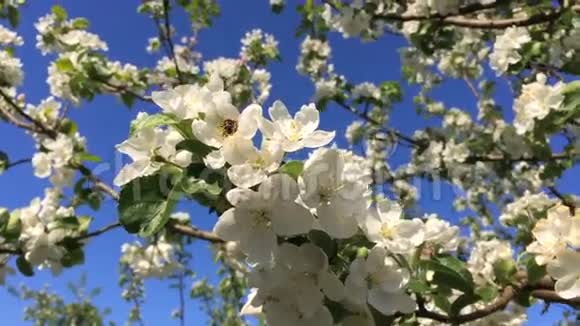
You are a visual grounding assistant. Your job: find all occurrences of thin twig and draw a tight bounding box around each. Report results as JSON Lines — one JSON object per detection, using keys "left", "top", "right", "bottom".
{"left": 160, "top": 0, "right": 184, "bottom": 82}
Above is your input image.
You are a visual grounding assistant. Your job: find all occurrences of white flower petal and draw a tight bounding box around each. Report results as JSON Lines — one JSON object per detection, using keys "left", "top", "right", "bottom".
{"left": 303, "top": 130, "right": 335, "bottom": 148}
{"left": 269, "top": 100, "right": 291, "bottom": 122}
{"left": 317, "top": 200, "right": 359, "bottom": 239}
{"left": 192, "top": 120, "right": 222, "bottom": 148}
{"left": 368, "top": 289, "right": 416, "bottom": 316}
{"left": 270, "top": 201, "right": 313, "bottom": 236}
{"left": 237, "top": 104, "right": 261, "bottom": 139}
{"left": 213, "top": 208, "right": 240, "bottom": 241}
{"left": 226, "top": 188, "right": 256, "bottom": 206}
{"left": 227, "top": 164, "right": 267, "bottom": 188}
{"left": 319, "top": 271, "right": 345, "bottom": 301}
{"left": 295, "top": 103, "right": 319, "bottom": 135}
{"left": 203, "top": 150, "right": 225, "bottom": 169}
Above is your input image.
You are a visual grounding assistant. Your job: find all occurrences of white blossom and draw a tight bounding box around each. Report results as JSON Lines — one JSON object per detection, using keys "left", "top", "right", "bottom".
{"left": 0, "top": 24, "right": 23, "bottom": 46}
{"left": 513, "top": 73, "right": 564, "bottom": 135}
{"left": 214, "top": 174, "right": 313, "bottom": 264}
{"left": 546, "top": 250, "right": 580, "bottom": 299}
{"left": 362, "top": 200, "right": 424, "bottom": 254}
{"left": 0, "top": 50, "right": 23, "bottom": 87}
{"left": 527, "top": 204, "right": 580, "bottom": 266}
{"left": 114, "top": 126, "right": 191, "bottom": 186}
{"left": 345, "top": 246, "right": 416, "bottom": 316}
{"left": 259, "top": 101, "right": 335, "bottom": 152}
{"left": 489, "top": 27, "right": 531, "bottom": 75}
{"left": 299, "top": 148, "right": 368, "bottom": 239}
{"left": 468, "top": 239, "right": 513, "bottom": 285}
{"left": 121, "top": 237, "right": 181, "bottom": 278}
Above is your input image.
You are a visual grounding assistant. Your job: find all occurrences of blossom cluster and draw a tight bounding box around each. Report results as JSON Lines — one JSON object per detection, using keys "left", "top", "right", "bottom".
{"left": 527, "top": 204, "right": 580, "bottom": 299}
{"left": 113, "top": 74, "right": 479, "bottom": 323}
{"left": 0, "top": 24, "right": 23, "bottom": 88}
{"left": 120, "top": 236, "right": 181, "bottom": 279}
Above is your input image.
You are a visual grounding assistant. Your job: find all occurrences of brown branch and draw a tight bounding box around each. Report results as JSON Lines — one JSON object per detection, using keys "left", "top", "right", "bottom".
{"left": 531, "top": 289, "right": 580, "bottom": 307}
{"left": 0, "top": 88, "right": 57, "bottom": 137}
{"left": 96, "top": 78, "right": 153, "bottom": 103}
{"left": 75, "top": 222, "right": 122, "bottom": 241}
{"left": 159, "top": 0, "right": 184, "bottom": 83}
{"left": 374, "top": 4, "right": 580, "bottom": 30}
{"left": 169, "top": 223, "right": 224, "bottom": 244}
{"left": 376, "top": 1, "right": 499, "bottom": 22}
{"left": 5, "top": 158, "right": 31, "bottom": 169}
{"left": 334, "top": 100, "right": 422, "bottom": 148}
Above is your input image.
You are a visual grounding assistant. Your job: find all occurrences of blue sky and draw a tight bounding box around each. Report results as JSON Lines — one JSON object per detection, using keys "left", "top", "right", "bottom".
{"left": 0, "top": 0, "right": 572, "bottom": 324}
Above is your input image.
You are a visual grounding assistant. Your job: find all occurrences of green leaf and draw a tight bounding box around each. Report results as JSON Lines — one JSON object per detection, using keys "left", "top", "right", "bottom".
{"left": 0, "top": 151, "right": 8, "bottom": 175}
{"left": 0, "top": 208, "right": 9, "bottom": 234}
{"left": 279, "top": 161, "right": 304, "bottom": 180}
{"left": 421, "top": 259, "right": 474, "bottom": 293}
{"left": 308, "top": 230, "right": 337, "bottom": 259}
{"left": 56, "top": 58, "right": 75, "bottom": 73}
{"left": 450, "top": 293, "right": 481, "bottom": 317}
{"left": 521, "top": 253, "right": 547, "bottom": 285}
{"left": 52, "top": 5, "right": 68, "bottom": 21}
{"left": 61, "top": 248, "right": 85, "bottom": 267}
{"left": 118, "top": 174, "right": 180, "bottom": 237}
{"left": 475, "top": 285, "right": 499, "bottom": 303}
{"left": 77, "top": 216, "right": 92, "bottom": 234}
{"left": 16, "top": 256, "right": 34, "bottom": 277}
{"left": 71, "top": 17, "right": 90, "bottom": 29}
{"left": 436, "top": 254, "right": 474, "bottom": 284}
{"left": 176, "top": 139, "right": 213, "bottom": 159}
{"left": 180, "top": 177, "right": 221, "bottom": 197}
{"left": 407, "top": 279, "right": 431, "bottom": 294}
{"left": 433, "top": 294, "right": 451, "bottom": 314}
{"left": 7, "top": 6, "right": 19, "bottom": 27}
{"left": 4, "top": 211, "right": 21, "bottom": 240}
{"left": 493, "top": 258, "right": 517, "bottom": 285}
{"left": 121, "top": 93, "right": 135, "bottom": 108}
{"left": 130, "top": 113, "right": 178, "bottom": 135}
{"left": 75, "top": 152, "right": 101, "bottom": 163}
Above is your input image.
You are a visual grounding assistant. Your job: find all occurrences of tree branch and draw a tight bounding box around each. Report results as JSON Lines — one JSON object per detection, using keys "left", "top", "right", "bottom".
{"left": 334, "top": 100, "right": 422, "bottom": 148}
{"left": 374, "top": 3, "right": 580, "bottom": 30}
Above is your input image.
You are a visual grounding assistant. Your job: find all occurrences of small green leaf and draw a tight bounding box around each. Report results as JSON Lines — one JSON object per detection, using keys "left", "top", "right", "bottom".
{"left": 7, "top": 6, "right": 19, "bottom": 27}
{"left": 436, "top": 254, "right": 474, "bottom": 284}
{"left": 407, "top": 279, "right": 431, "bottom": 294}
{"left": 75, "top": 152, "right": 101, "bottom": 163}
{"left": 433, "top": 294, "right": 451, "bottom": 314}
{"left": 16, "top": 256, "right": 34, "bottom": 277}
{"left": 4, "top": 211, "right": 21, "bottom": 240}
{"left": 180, "top": 177, "right": 221, "bottom": 196}
{"left": 77, "top": 216, "right": 92, "bottom": 234}
{"left": 56, "top": 58, "right": 75, "bottom": 73}
{"left": 421, "top": 259, "right": 474, "bottom": 293}
{"left": 121, "top": 93, "right": 135, "bottom": 108}
{"left": 279, "top": 161, "right": 304, "bottom": 180}
{"left": 52, "top": 5, "right": 68, "bottom": 21}
{"left": 493, "top": 259, "right": 517, "bottom": 285}
{"left": 71, "top": 17, "right": 90, "bottom": 29}
{"left": 521, "top": 253, "right": 547, "bottom": 285}
{"left": 308, "top": 230, "right": 337, "bottom": 259}
{"left": 130, "top": 113, "right": 178, "bottom": 135}
{"left": 0, "top": 151, "right": 8, "bottom": 174}
{"left": 475, "top": 285, "right": 499, "bottom": 303}
{"left": 176, "top": 139, "right": 213, "bottom": 159}
{"left": 61, "top": 248, "right": 85, "bottom": 267}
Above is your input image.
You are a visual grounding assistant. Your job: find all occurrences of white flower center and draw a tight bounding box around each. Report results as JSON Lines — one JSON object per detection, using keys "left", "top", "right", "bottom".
{"left": 252, "top": 210, "right": 271, "bottom": 227}
{"left": 381, "top": 224, "right": 395, "bottom": 240}
{"left": 220, "top": 119, "right": 238, "bottom": 136}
